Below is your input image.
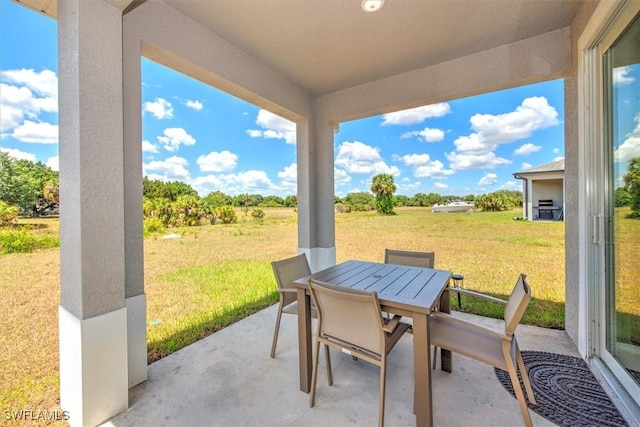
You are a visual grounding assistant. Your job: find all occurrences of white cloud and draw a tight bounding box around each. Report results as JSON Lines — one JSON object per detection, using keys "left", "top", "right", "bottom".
{"left": 478, "top": 173, "right": 498, "bottom": 186}
{"left": 335, "top": 141, "right": 400, "bottom": 176}
{"left": 468, "top": 96, "right": 558, "bottom": 146}
{"left": 276, "top": 163, "right": 298, "bottom": 194}
{"left": 143, "top": 156, "right": 190, "bottom": 180}
{"left": 381, "top": 103, "right": 451, "bottom": 126}
{"left": 46, "top": 155, "right": 59, "bottom": 171}
{"left": 10, "top": 120, "right": 58, "bottom": 143}
{"left": 553, "top": 148, "right": 561, "bottom": 154}
{"left": 157, "top": 127, "right": 196, "bottom": 152}
{"left": 277, "top": 163, "right": 297, "bottom": 182}
{"left": 185, "top": 99, "right": 203, "bottom": 111}
{"left": 247, "top": 109, "right": 296, "bottom": 144}
{"left": 447, "top": 96, "right": 557, "bottom": 170}
{"left": 521, "top": 162, "right": 533, "bottom": 170}
{"left": 614, "top": 113, "right": 640, "bottom": 162}
{"left": 143, "top": 98, "right": 174, "bottom": 119}
{"left": 434, "top": 182, "right": 448, "bottom": 189}
{"left": 1, "top": 69, "right": 58, "bottom": 134}
{"left": 500, "top": 180, "right": 520, "bottom": 190}
{"left": 613, "top": 66, "right": 635, "bottom": 86}
{"left": 0, "top": 102, "right": 24, "bottom": 132}
{"left": 1, "top": 68, "right": 57, "bottom": 98}
{"left": 0, "top": 147, "right": 36, "bottom": 161}
{"left": 142, "top": 140, "right": 159, "bottom": 153}
{"left": 394, "top": 153, "right": 454, "bottom": 178}
{"left": 514, "top": 143, "right": 541, "bottom": 156}
{"left": 334, "top": 167, "right": 351, "bottom": 186}
{"left": 401, "top": 127, "right": 446, "bottom": 142}
{"left": 397, "top": 181, "right": 421, "bottom": 194}
{"left": 190, "top": 170, "right": 277, "bottom": 196}
{"left": 197, "top": 150, "right": 238, "bottom": 172}
{"left": 446, "top": 151, "right": 512, "bottom": 170}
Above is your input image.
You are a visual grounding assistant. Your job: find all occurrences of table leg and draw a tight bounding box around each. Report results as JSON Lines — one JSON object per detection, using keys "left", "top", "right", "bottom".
{"left": 412, "top": 312, "right": 432, "bottom": 427}
{"left": 439, "top": 289, "right": 452, "bottom": 373}
{"left": 297, "top": 288, "right": 312, "bottom": 393}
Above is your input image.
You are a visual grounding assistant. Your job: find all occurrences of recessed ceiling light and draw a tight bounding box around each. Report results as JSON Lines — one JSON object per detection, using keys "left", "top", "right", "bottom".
{"left": 361, "top": 0, "right": 384, "bottom": 13}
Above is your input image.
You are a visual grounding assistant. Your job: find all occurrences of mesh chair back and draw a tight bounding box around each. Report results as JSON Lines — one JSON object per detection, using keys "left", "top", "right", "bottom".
{"left": 309, "top": 279, "right": 385, "bottom": 358}
{"left": 503, "top": 274, "right": 531, "bottom": 335}
{"left": 271, "top": 254, "right": 311, "bottom": 307}
{"left": 384, "top": 249, "right": 435, "bottom": 268}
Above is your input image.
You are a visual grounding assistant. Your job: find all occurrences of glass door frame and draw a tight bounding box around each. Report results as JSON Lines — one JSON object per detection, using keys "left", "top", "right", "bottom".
{"left": 581, "top": 0, "right": 640, "bottom": 419}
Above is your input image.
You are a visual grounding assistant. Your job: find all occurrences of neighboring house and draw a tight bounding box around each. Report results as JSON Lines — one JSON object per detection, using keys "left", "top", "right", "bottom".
{"left": 514, "top": 159, "right": 565, "bottom": 221}
{"left": 11, "top": 1, "right": 639, "bottom": 426}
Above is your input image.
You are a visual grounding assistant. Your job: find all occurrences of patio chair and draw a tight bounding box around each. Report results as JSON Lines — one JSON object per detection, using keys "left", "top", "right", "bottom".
{"left": 308, "top": 278, "right": 411, "bottom": 427}
{"left": 270, "top": 254, "right": 315, "bottom": 358}
{"left": 384, "top": 249, "right": 435, "bottom": 322}
{"left": 429, "top": 273, "right": 536, "bottom": 427}
{"left": 384, "top": 249, "right": 435, "bottom": 268}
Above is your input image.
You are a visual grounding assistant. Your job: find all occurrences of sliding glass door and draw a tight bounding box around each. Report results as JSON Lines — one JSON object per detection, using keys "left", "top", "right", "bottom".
{"left": 602, "top": 8, "right": 640, "bottom": 404}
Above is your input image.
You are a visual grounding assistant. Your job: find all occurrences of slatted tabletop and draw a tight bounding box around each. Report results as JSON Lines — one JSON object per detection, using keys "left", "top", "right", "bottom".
{"left": 306, "top": 260, "right": 451, "bottom": 313}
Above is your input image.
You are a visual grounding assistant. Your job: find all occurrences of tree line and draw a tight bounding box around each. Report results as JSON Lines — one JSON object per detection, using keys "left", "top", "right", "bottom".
{"left": 2, "top": 153, "right": 640, "bottom": 226}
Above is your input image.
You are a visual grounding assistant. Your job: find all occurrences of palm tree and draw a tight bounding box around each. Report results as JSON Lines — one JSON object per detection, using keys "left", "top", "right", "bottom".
{"left": 370, "top": 173, "right": 397, "bottom": 215}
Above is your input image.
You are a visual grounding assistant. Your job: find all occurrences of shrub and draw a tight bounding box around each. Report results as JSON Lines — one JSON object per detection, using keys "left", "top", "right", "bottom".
{"left": 251, "top": 209, "right": 265, "bottom": 221}
{"left": 0, "top": 228, "right": 59, "bottom": 254}
{"left": 0, "top": 201, "right": 19, "bottom": 225}
{"left": 144, "top": 218, "right": 166, "bottom": 236}
{"left": 215, "top": 206, "right": 238, "bottom": 224}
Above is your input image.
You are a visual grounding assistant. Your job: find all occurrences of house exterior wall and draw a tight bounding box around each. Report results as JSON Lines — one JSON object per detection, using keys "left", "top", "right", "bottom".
{"left": 565, "top": 0, "right": 598, "bottom": 352}
{"left": 532, "top": 179, "right": 563, "bottom": 204}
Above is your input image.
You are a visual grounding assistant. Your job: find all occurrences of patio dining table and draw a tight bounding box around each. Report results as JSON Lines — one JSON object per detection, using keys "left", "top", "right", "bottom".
{"left": 293, "top": 259, "right": 452, "bottom": 427}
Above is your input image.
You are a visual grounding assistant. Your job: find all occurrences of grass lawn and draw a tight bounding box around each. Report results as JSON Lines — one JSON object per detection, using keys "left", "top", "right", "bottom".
{"left": 2, "top": 206, "right": 634, "bottom": 423}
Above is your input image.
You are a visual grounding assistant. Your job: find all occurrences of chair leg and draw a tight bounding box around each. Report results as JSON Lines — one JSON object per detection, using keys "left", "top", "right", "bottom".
{"left": 432, "top": 346, "right": 438, "bottom": 370}
{"left": 379, "top": 359, "right": 386, "bottom": 427}
{"left": 269, "top": 305, "right": 284, "bottom": 358}
{"left": 505, "top": 356, "right": 533, "bottom": 427}
{"left": 324, "top": 344, "right": 333, "bottom": 386}
{"left": 516, "top": 345, "right": 536, "bottom": 404}
{"left": 309, "top": 340, "right": 322, "bottom": 408}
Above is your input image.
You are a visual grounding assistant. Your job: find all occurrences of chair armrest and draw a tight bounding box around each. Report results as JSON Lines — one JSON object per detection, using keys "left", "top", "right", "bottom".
{"left": 430, "top": 311, "right": 512, "bottom": 341}
{"left": 447, "top": 287, "right": 507, "bottom": 305}
{"left": 382, "top": 315, "right": 402, "bottom": 333}
{"left": 277, "top": 288, "right": 298, "bottom": 294}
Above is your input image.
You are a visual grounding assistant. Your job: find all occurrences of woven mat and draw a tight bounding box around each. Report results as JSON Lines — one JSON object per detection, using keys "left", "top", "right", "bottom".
{"left": 494, "top": 351, "right": 628, "bottom": 427}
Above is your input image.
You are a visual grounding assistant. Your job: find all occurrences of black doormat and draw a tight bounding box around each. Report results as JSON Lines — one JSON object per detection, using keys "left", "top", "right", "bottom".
{"left": 494, "top": 351, "right": 628, "bottom": 427}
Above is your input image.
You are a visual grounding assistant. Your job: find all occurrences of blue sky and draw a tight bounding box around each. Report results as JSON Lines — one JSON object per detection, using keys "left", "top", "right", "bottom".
{"left": 1, "top": 2, "right": 638, "bottom": 198}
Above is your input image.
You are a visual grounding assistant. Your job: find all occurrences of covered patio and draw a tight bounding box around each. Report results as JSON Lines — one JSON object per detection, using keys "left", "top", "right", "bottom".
{"left": 12, "top": 0, "right": 640, "bottom": 425}
{"left": 103, "top": 307, "right": 578, "bottom": 427}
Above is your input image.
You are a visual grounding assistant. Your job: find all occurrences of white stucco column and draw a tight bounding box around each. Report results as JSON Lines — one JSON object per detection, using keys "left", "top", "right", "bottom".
{"left": 123, "top": 11, "right": 147, "bottom": 389}
{"left": 58, "top": 0, "right": 128, "bottom": 425}
{"left": 296, "top": 114, "right": 336, "bottom": 272}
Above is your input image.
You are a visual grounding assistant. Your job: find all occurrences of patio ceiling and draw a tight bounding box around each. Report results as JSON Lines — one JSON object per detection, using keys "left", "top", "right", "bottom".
{"left": 17, "top": 0, "right": 581, "bottom": 97}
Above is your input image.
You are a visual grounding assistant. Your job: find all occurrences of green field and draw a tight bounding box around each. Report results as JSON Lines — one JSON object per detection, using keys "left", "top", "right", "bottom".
{"left": 1, "top": 206, "right": 637, "bottom": 422}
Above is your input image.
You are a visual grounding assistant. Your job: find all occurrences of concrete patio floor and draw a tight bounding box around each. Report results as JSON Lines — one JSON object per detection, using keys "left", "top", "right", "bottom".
{"left": 103, "top": 305, "right": 580, "bottom": 427}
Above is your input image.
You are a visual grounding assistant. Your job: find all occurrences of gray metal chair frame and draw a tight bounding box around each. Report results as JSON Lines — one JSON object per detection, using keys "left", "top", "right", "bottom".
{"left": 384, "top": 249, "right": 435, "bottom": 268}
{"left": 270, "top": 254, "right": 315, "bottom": 358}
{"left": 429, "top": 274, "right": 536, "bottom": 426}
{"left": 308, "top": 278, "right": 411, "bottom": 427}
